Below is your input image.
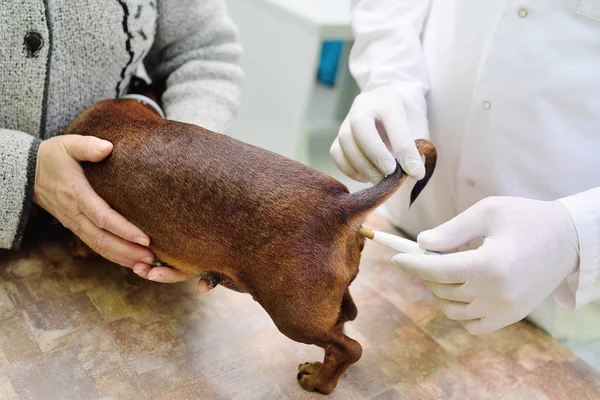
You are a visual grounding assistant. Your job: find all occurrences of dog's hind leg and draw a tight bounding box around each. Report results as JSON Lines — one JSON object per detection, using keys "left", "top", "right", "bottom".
{"left": 335, "top": 288, "right": 358, "bottom": 331}
{"left": 264, "top": 287, "right": 362, "bottom": 394}
{"left": 296, "top": 329, "right": 362, "bottom": 394}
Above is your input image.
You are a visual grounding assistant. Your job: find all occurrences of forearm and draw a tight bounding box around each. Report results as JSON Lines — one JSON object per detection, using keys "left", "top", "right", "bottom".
{"left": 145, "top": 0, "right": 243, "bottom": 134}
{"left": 350, "top": 0, "right": 432, "bottom": 94}
{"left": 554, "top": 188, "right": 600, "bottom": 309}
{"left": 0, "top": 129, "right": 40, "bottom": 250}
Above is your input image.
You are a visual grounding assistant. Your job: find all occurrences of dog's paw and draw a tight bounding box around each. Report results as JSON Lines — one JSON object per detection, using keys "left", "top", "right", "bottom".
{"left": 298, "top": 361, "right": 321, "bottom": 377}
{"left": 297, "top": 362, "right": 334, "bottom": 394}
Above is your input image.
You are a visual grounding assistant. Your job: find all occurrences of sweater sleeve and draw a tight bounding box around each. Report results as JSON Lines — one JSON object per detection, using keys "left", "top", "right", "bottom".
{"left": 554, "top": 188, "right": 600, "bottom": 309}
{"left": 144, "top": 0, "right": 243, "bottom": 134}
{"left": 0, "top": 129, "right": 40, "bottom": 250}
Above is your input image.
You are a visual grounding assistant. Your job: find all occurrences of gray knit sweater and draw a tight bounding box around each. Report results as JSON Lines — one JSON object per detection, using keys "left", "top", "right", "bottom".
{"left": 0, "top": 0, "right": 243, "bottom": 250}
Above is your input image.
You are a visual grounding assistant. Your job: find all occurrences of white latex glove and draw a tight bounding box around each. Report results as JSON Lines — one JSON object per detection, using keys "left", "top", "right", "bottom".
{"left": 330, "top": 85, "right": 429, "bottom": 184}
{"left": 391, "top": 197, "right": 580, "bottom": 334}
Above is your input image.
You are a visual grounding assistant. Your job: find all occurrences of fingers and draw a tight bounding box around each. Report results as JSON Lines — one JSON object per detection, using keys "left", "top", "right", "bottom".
{"left": 330, "top": 137, "right": 369, "bottom": 183}
{"left": 461, "top": 317, "right": 505, "bottom": 335}
{"left": 434, "top": 298, "right": 487, "bottom": 321}
{"left": 378, "top": 103, "right": 425, "bottom": 180}
{"left": 348, "top": 111, "right": 398, "bottom": 176}
{"left": 131, "top": 265, "right": 216, "bottom": 291}
{"left": 417, "top": 201, "right": 493, "bottom": 252}
{"left": 72, "top": 204, "right": 188, "bottom": 285}
{"left": 62, "top": 135, "right": 113, "bottom": 163}
{"left": 147, "top": 267, "right": 190, "bottom": 283}
{"left": 76, "top": 181, "right": 150, "bottom": 246}
{"left": 133, "top": 263, "right": 192, "bottom": 285}
{"left": 391, "top": 251, "right": 484, "bottom": 284}
{"left": 337, "top": 88, "right": 428, "bottom": 181}
{"left": 70, "top": 212, "right": 154, "bottom": 268}
{"left": 337, "top": 118, "right": 384, "bottom": 183}
{"left": 133, "top": 263, "right": 151, "bottom": 279}
{"left": 424, "top": 281, "right": 475, "bottom": 303}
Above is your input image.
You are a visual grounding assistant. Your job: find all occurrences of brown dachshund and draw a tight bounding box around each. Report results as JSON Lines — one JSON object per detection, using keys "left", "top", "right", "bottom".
{"left": 65, "top": 94, "right": 436, "bottom": 394}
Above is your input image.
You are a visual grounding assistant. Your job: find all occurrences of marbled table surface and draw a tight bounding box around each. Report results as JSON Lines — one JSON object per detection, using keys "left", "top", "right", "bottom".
{"left": 0, "top": 213, "right": 599, "bottom": 400}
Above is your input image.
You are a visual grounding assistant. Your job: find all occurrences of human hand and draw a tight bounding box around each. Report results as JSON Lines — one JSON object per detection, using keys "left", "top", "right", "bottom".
{"left": 391, "top": 197, "right": 580, "bottom": 334}
{"left": 33, "top": 135, "right": 212, "bottom": 293}
{"left": 330, "top": 85, "right": 429, "bottom": 183}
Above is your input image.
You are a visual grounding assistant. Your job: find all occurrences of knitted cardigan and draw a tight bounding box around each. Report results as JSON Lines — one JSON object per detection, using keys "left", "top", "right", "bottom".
{"left": 0, "top": 0, "right": 243, "bottom": 250}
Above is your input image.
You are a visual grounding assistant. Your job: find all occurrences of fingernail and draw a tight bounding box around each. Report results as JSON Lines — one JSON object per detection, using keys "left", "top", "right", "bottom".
{"left": 133, "top": 265, "right": 147, "bottom": 275}
{"left": 380, "top": 160, "right": 398, "bottom": 176}
{"left": 408, "top": 164, "right": 425, "bottom": 180}
{"left": 417, "top": 230, "right": 436, "bottom": 246}
{"left": 141, "top": 256, "right": 154, "bottom": 264}
{"left": 148, "top": 274, "right": 163, "bottom": 282}
{"left": 404, "top": 157, "right": 425, "bottom": 179}
{"left": 369, "top": 173, "right": 384, "bottom": 184}
{"left": 390, "top": 257, "right": 401, "bottom": 268}
{"left": 135, "top": 237, "right": 150, "bottom": 246}
{"left": 96, "top": 141, "right": 112, "bottom": 153}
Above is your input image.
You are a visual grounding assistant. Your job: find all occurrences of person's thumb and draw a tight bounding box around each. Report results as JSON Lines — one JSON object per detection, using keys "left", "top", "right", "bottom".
{"left": 62, "top": 135, "right": 113, "bottom": 163}
{"left": 417, "top": 203, "right": 490, "bottom": 252}
{"left": 197, "top": 279, "right": 213, "bottom": 295}
{"left": 380, "top": 101, "right": 425, "bottom": 180}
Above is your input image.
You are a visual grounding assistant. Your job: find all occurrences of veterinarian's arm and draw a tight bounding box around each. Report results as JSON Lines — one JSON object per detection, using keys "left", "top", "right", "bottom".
{"left": 390, "top": 192, "right": 600, "bottom": 335}
{"left": 143, "top": 0, "right": 243, "bottom": 134}
{"left": 553, "top": 188, "right": 600, "bottom": 309}
{"left": 0, "top": 129, "right": 41, "bottom": 250}
{"left": 331, "top": 0, "right": 432, "bottom": 183}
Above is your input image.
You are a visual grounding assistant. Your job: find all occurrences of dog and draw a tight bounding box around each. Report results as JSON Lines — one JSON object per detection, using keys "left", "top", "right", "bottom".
{"left": 65, "top": 86, "right": 437, "bottom": 394}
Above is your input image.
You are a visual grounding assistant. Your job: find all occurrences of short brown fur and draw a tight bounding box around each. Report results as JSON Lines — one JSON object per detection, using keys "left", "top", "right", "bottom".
{"left": 65, "top": 98, "right": 437, "bottom": 394}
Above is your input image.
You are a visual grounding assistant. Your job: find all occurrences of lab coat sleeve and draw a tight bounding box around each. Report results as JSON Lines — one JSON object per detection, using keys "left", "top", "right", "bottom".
{"left": 554, "top": 187, "right": 600, "bottom": 309}
{"left": 349, "top": 0, "right": 432, "bottom": 96}
{"left": 144, "top": 0, "right": 243, "bottom": 134}
{"left": 0, "top": 129, "right": 40, "bottom": 250}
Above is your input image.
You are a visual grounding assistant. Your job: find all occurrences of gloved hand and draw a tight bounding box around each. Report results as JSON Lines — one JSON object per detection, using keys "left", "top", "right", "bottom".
{"left": 391, "top": 196, "right": 580, "bottom": 334}
{"left": 330, "top": 85, "right": 429, "bottom": 183}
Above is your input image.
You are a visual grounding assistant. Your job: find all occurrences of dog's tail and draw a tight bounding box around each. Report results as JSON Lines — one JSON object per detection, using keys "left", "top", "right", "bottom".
{"left": 344, "top": 139, "right": 437, "bottom": 217}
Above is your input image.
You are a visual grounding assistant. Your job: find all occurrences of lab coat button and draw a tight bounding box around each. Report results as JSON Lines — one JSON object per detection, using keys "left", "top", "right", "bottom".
{"left": 467, "top": 179, "right": 476, "bottom": 187}
{"left": 482, "top": 101, "right": 491, "bottom": 110}
{"left": 518, "top": 8, "right": 528, "bottom": 18}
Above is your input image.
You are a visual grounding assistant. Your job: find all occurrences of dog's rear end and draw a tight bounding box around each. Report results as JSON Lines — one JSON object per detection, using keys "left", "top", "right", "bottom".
{"left": 66, "top": 99, "right": 437, "bottom": 394}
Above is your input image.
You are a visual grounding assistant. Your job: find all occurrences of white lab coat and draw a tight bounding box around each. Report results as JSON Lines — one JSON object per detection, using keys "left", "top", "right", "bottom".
{"left": 350, "top": 0, "right": 600, "bottom": 338}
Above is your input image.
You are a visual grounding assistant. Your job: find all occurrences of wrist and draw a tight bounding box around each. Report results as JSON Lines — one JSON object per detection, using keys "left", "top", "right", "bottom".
{"left": 552, "top": 200, "right": 581, "bottom": 276}
{"left": 32, "top": 140, "right": 46, "bottom": 206}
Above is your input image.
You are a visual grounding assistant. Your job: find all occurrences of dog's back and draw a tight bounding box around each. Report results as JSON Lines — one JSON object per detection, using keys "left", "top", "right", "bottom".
{"left": 72, "top": 100, "right": 349, "bottom": 283}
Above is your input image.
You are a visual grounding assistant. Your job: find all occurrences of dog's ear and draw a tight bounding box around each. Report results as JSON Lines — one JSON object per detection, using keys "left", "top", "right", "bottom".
{"left": 343, "top": 140, "right": 437, "bottom": 219}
